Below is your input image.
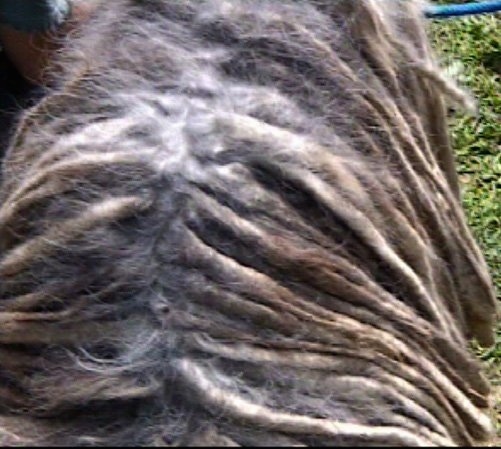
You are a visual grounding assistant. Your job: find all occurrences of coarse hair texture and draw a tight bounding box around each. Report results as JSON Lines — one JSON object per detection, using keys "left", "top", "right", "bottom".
{"left": 0, "top": 0, "right": 497, "bottom": 446}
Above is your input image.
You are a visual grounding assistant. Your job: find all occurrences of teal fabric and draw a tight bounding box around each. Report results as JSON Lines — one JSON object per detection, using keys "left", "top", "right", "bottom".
{"left": 0, "top": 0, "right": 71, "bottom": 32}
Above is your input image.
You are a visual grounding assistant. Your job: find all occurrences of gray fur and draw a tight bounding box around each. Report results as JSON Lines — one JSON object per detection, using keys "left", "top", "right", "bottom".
{"left": 0, "top": 0, "right": 496, "bottom": 446}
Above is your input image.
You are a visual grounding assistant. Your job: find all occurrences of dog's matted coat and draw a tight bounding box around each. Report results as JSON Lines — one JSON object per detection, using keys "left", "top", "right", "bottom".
{"left": 0, "top": 0, "right": 497, "bottom": 446}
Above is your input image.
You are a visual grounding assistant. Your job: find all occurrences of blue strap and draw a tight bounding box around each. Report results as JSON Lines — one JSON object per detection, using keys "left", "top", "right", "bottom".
{"left": 0, "top": 0, "right": 71, "bottom": 33}
{"left": 426, "top": 1, "right": 501, "bottom": 19}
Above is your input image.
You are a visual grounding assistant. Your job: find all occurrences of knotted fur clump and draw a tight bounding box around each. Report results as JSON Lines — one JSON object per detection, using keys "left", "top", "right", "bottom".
{"left": 0, "top": 0, "right": 496, "bottom": 446}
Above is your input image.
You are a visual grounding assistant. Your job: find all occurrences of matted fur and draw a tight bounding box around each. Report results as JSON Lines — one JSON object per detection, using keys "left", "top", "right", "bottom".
{"left": 0, "top": 0, "right": 497, "bottom": 446}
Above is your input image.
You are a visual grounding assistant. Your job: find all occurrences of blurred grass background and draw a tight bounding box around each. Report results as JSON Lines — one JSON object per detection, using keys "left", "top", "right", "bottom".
{"left": 429, "top": 3, "right": 500, "bottom": 440}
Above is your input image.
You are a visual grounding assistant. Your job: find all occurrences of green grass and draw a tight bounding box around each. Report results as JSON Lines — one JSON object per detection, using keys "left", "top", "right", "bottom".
{"left": 430, "top": 7, "right": 500, "bottom": 440}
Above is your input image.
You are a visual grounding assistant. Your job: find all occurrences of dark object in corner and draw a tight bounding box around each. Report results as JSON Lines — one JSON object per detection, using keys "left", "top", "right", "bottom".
{"left": 0, "top": 49, "right": 43, "bottom": 159}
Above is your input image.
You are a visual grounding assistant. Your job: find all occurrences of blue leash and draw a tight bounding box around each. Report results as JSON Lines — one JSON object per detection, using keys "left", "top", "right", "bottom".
{"left": 425, "top": 1, "right": 501, "bottom": 19}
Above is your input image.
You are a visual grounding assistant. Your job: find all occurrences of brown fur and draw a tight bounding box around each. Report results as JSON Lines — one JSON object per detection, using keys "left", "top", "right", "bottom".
{"left": 0, "top": 0, "right": 496, "bottom": 445}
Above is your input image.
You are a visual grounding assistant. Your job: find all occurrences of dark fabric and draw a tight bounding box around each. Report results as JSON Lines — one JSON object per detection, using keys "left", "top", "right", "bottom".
{"left": 0, "top": 0, "right": 71, "bottom": 32}
{"left": 0, "top": 50, "right": 41, "bottom": 159}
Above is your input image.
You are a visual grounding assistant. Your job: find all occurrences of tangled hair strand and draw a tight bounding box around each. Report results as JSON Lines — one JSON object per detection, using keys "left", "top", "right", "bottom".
{"left": 0, "top": 0, "right": 496, "bottom": 446}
